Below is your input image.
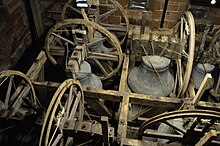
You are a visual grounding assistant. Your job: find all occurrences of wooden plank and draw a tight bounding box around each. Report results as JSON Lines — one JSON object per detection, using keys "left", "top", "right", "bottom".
{"left": 100, "top": 116, "right": 109, "bottom": 145}
{"left": 123, "top": 138, "right": 183, "bottom": 145}
{"left": 195, "top": 130, "right": 217, "bottom": 146}
{"left": 128, "top": 107, "right": 152, "bottom": 122}
{"left": 84, "top": 87, "right": 123, "bottom": 102}
{"left": 129, "top": 92, "right": 181, "bottom": 108}
{"left": 117, "top": 95, "right": 129, "bottom": 145}
{"left": 188, "top": 82, "right": 195, "bottom": 98}
{"left": 119, "top": 54, "right": 130, "bottom": 92}
{"left": 27, "top": 51, "right": 47, "bottom": 81}
{"left": 32, "top": 81, "right": 181, "bottom": 107}
{"left": 33, "top": 80, "right": 220, "bottom": 111}
{"left": 193, "top": 73, "right": 213, "bottom": 105}
{"left": 86, "top": 98, "right": 113, "bottom": 117}
{"left": 29, "top": 0, "right": 44, "bottom": 38}
{"left": 197, "top": 101, "right": 220, "bottom": 111}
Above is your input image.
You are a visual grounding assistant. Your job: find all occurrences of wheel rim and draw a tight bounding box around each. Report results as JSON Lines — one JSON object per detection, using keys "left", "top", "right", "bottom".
{"left": 0, "top": 70, "right": 37, "bottom": 117}
{"left": 45, "top": 18, "right": 123, "bottom": 80}
{"left": 138, "top": 109, "right": 220, "bottom": 144}
{"left": 175, "top": 11, "right": 195, "bottom": 98}
{"left": 39, "top": 79, "right": 84, "bottom": 146}
{"left": 61, "top": 0, "right": 129, "bottom": 45}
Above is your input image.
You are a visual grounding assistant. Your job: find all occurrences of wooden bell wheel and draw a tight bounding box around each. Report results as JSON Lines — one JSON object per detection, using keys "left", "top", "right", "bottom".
{"left": 203, "top": 28, "right": 220, "bottom": 64}
{"left": 61, "top": 0, "right": 129, "bottom": 45}
{"left": 0, "top": 70, "right": 37, "bottom": 118}
{"left": 44, "top": 18, "right": 123, "bottom": 80}
{"left": 138, "top": 109, "right": 220, "bottom": 145}
{"left": 173, "top": 11, "right": 195, "bottom": 98}
{"left": 39, "top": 79, "right": 84, "bottom": 146}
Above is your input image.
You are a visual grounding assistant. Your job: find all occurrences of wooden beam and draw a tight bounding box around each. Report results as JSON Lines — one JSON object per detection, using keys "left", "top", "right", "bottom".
{"left": 119, "top": 54, "right": 130, "bottom": 92}
{"left": 195, "top": 130, "right": 217, "bottom": 146}
{"left": 193, "top": 73, "right": 213, "bottom": 105}
{"left": 188, "top": 82, "right": 195, "bottom": 98}
{"left": 33, "top": 81, "right": 181, "bottom": 107}
{"left": 27, "top": 51, "right": 47, "bottom": 81}
{"left": 28, "top": 0, "right": 44, "bottom": 38}
{"left": 129, "top": 92, "right": 180, "bottom": 108}
{"left": 197, "top": 101, "right": 220, "bottom": 111}
{"left": 100, "top": 116, "right": 109, "bottom": 145}
{"left": 122, "top": 138, "right": 159, "bottom": 146}
{"left": 86, "top": 99, "right": 113, "bottom": 117}
{"left": 117, "top": 95, "right": 129, "bottom": 145}
{"left": 84, "top": 87, "right": 123, "bottom": 102}
{"left": 33, "top": 81, "right": 220, "bottom": 111}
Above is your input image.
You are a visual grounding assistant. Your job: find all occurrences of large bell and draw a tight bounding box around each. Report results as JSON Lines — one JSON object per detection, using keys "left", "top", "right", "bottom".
{"left": 128, "top": 55, "right": 174, "bottom": 96}
{"left": 76, "top": 61, "right": 103, "bottom": 89}
{"left": 192, "top": 63, "right": 214, "bottom": 90}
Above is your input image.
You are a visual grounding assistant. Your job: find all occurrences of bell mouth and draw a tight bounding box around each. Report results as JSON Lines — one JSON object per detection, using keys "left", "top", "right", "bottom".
{"left": 195, "top": 63, "right": 215, "bottom": 74}
{"left": 75, "top": 61, "right": 91, "bottom": 79}
{"left": 89, "top": 31, "right": 103, "bottom": 50}
{"left": 141, "top": 55, "right": 171, "bottom": 72}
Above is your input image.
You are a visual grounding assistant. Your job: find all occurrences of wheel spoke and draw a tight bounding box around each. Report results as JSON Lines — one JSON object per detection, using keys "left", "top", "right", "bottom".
{"left": 177, "top": 59, "right": 183, "bottom": 95}
{"left": 40, "top": 79, "right": 84, "bottom": 146}
{"left": 93, "top": 59, "right": 109, "bottom": 76}
{"left": 143, "top": 130, "right": 183, "bottom": 141}
{"left": 48, "top": 106, "right": 65, "bottom": 146}
{"left": 5, "top": 75, "right": 14, "bottom": 109}
{"left": 50, "top": 133, "right": 63, "bottom": 146}
{"left": 67, "top": 4, "right": 81, "bottom": 15}
{"left": 98, "top": 60, "right": 114, "bottom": 75}
{"left": 51, "top": 33, "right": 75, "bottom": 46}
{"left": 50, "top": 46, "right": 65, "bottom": 56}
{"left": 68, "top": 91, "right": 81, "bottom": 120}
{"left": 182, "top": 50, "right": 189, "bottom": 58}
{"left": 88, "top": 51, "right": 118, "bottom": 61}
{"left": 100, "top": 8, "right": 117, "bottom": 21}
{"left": 87, "top": 37, "right": 107, "bottom": 48}
{"left": 180, "top": 17, "right": 184, "bottom": 41}
{"left": 139, "top": 109, "right": 220, "bottom": 142}
{"left": 0, "top": 76, "right": 9, "bottom": 86}
{"left": 11, "top": 85, "right": 30, "bottom": 110}
{"left": 164, "top": 120, "right": 186, "bottom": 134}
{"left": 66, "top": 85, "right": 73, "bottom": 116}
{"left": 45, "top": 19, "right": 123, "bottom": 80}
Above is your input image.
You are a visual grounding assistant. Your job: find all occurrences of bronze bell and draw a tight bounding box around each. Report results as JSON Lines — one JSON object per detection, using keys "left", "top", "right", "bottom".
{"left": 76, "top": 61, "right": 103, "bottom": 89}
{"left": 192, "top": 63, "right": 214, "bottom": 90}
{"left": 128, "top": 55, "right": 174, "bottom": 96}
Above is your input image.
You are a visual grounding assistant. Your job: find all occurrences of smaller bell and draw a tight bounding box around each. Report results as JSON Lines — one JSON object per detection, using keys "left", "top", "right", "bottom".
{"left": 192, "top": 63, "right": 214, "bottom": 90}
{"left": 89, "top": 31, "right": 108, "bottom": 52}
{"left": 76, "top": 61, "right": 102, "bottom": 89}
{"left": 157, "top": 118, "right": 184, "bottom": 143}
{"left": 128, "top": 55, "right": 174, "bottom": 96}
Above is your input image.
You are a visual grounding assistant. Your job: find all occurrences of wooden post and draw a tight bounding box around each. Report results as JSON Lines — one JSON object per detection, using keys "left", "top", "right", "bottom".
{"left": 119, "top": 54, "right": 130, "bottom": 92}
{"left": 193, "top": 73, "right": 212, "bottom": 105}
{"left": 195, "top": 130, "right": 217, "bottom": 146}
{"left": 100, "top": 116, "right": 110, "bottom": 146}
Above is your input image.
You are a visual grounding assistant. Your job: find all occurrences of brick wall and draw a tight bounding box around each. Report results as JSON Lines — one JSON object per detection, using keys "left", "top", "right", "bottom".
{"left": 109, "top": 0, "right": 189, "bottom": 28}
{"left": 39, "top": 0, "right": 67, "bottom": 30}
{"left": 149, "top": 0, "right": 189, "bottom": 29}
{"left": 37, "top": 0, "right": 189, "bottom": 29}
{"left": 0, "top": 0, "right": 32, "bottom": 71}
{"left": 209, "top": 8, "right": 220, "bottom": 25}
